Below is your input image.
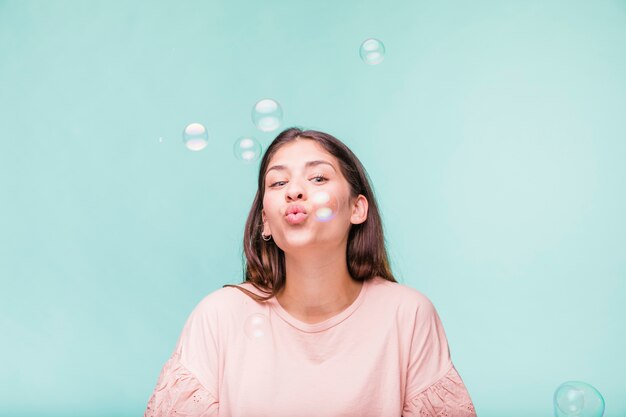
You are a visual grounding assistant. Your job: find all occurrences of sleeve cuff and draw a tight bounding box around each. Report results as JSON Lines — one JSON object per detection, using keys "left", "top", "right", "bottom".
{"left": 404, "top": 365, "right": 477, "bottom": 417}
{"left": 144, "top": 352, "right": 219, "bottom": 417}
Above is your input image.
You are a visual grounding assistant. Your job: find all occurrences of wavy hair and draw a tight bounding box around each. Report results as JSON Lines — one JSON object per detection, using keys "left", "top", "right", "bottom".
{"left": 223, "top": 127, "right": 396, "bottom": 301}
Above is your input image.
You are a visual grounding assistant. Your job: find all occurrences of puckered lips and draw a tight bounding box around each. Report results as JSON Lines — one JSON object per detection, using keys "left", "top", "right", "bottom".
{"left": 285, "top": 204, "right": 308, "bottom": 225}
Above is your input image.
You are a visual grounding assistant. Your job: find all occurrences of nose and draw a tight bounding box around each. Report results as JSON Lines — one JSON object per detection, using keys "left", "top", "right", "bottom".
{"left": 285, "top": 179, "right": 305, "bottom": 201}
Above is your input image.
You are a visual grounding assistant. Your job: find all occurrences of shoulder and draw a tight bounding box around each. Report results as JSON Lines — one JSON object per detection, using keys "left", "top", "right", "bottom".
{"left": 370, "top": 276, "right": 435, "bottom": 307}
{"left": 189, "top": 281, "right": 268, "bottom": 316}
{"left": 368, "top": 276, "right": 439, "bottom": 320}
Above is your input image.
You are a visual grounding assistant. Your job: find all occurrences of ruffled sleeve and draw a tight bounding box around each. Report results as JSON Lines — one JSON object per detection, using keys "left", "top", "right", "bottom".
{"left": 403, "top": 365, "right": 477, "bottom": 417}
{"left": 144, "top": 351, "right": 219, "bottom": 417}
{"left": 145, "top": 293, "right": 221, "bottom": 416}
{"left": 401, "top": 292, "right": 476, "bottom": 416}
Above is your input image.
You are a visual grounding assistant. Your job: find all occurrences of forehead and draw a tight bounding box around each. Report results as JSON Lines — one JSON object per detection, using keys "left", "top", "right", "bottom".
{"left": 266, "top": 139, "right": 337, "bottom": 169}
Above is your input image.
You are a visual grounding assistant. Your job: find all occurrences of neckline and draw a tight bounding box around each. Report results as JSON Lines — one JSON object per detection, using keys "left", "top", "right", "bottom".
{"left": 269, "top": 279, "right": 370, "bottom": 333}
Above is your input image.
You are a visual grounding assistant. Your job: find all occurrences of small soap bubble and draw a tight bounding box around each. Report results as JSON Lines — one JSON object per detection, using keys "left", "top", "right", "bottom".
{"left": 234, "top": 136, "right": 262, "bottom": 163}
{"left": 244, "top": 313, "right": 270, "bottom": 340}
{"left": 183, "top": 123, "right": 208, "bottom": 151}
{"left": 554, "top": 381, "right": 605, "bottom": 417}
{"left": 311, "top": 191, "right": 338, "bottom": 222}
{"left": 359, "top": 38, "right": 386, "bottom": 65}
{"left": 252, "top": 98, "right": 283, "bottom": 132}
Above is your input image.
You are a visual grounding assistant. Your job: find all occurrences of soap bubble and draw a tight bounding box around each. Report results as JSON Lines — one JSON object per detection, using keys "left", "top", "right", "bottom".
{"left": 183, "top": 123, "right": 208, "bottom": 151}
{"left": 233, "top": 136, "right": 262, "bottom": 163}
{"left": 359, "top": 38, "right": 385, "bottom": 65}
{"left": 252, "top": 98, "right": 283, "bottom": 132}
{"left": 556, "top": 386, "right": 585, "bottom": 415}
{"left": 554, "top": 381, "right": 605, "bottom": 417}
{"left": 311, "top": 191, "right": 339, "bottom": 222}
{"left": 244, "top": 313, "right": 270, "bottom": 340}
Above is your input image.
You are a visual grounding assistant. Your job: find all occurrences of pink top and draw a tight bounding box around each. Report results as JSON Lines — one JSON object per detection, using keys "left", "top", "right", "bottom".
{"left": 144, "top": 276, "right": 477, "bottom": 417}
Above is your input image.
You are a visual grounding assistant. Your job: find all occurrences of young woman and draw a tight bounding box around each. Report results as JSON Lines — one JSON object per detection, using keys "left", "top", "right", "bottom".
{"left": 144, "top": 127, "right": 477, "bottom": 417}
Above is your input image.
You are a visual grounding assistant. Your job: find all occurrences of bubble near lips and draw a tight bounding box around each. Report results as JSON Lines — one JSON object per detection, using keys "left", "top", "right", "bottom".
{"left": 311, "top": 191, "right": 338, "bottom": 222}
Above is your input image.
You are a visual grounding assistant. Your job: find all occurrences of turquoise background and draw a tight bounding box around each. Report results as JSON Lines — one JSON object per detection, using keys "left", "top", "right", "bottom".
{"left": 1, "top": 0, "right": 624, "bottom": 416}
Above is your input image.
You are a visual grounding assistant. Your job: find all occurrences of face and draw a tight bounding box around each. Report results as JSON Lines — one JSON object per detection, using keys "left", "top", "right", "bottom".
{"left": 261, "top": 139, "right": 368, "bottom": 252}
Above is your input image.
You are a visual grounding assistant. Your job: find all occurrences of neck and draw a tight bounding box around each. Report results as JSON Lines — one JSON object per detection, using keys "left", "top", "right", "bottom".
{"left": 276, "top": 244, "right": 362, "bottom": 320}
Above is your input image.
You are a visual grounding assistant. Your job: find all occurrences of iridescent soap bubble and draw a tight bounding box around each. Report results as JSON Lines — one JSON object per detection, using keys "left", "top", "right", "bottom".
{"left": 252, "top": 98, "right": 283, "bottom": 132}
{"left": 359, "top": 38, "right": 385, "bottom": 65}
{"left": 311, "top": 191, "right": 339, "bottom": 222}
{"left": 233, "top": 136, "right": 262, "bottom": 163}
{"left": 554, "top": 381, "right": 605, "bottom": 417}
{"left": 244, "top": 313, "right": 270, "bottom": 340}
{"left": 183, "top": 123, "right": 208, "bottom": 151}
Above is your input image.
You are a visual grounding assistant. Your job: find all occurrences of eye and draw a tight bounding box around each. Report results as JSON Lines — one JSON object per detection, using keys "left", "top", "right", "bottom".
{"left": 311, "top": 175, "right": 328, "bottom": 184}
{"left": 268, "top": 175, "right": 328, "bottom": 188}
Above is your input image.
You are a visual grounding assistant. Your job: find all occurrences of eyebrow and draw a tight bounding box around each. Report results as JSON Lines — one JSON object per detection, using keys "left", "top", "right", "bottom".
{"left": 266, "top": 160, "right": 337, "bottom": 176}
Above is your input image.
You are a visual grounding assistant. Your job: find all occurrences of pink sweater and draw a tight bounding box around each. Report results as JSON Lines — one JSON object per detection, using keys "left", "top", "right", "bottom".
{"left": 144, "top": 276, "right": 477, "bottom": 417}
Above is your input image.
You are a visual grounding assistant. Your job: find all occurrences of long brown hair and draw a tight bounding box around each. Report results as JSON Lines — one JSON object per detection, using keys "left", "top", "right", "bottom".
{"left": 222, "top": 127, "right": 397, "bottom": 301}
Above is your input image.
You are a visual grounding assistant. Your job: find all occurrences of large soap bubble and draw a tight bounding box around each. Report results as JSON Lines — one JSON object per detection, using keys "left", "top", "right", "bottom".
{"left": 554, "top": 381, "right": 605, "bottom": 417}
{"left": 252, "top": 98, "right": 283, "bottom": 132}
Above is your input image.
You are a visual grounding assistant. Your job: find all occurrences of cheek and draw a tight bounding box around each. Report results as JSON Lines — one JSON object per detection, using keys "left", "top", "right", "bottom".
{"left": 333, "top": 187, "right": 352, "bottom": 210}
{"left": 262, "top": 197, "right": 276, "bottom": 218}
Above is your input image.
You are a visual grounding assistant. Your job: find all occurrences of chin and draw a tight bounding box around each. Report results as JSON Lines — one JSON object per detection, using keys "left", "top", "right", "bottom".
{"left": 275, "top": 233, "right": 319, "bottom": 250}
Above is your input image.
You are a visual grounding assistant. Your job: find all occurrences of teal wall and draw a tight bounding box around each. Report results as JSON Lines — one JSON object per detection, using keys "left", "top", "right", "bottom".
{"left": 1, "top": 1, "right": 624, "bottom": 416}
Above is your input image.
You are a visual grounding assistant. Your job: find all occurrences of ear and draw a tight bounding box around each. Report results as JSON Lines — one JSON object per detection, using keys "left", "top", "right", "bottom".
{"left": 262, "top": 209, "right": 271, "bottom": 235}
{"left": 350, "top": 195, "right": 368, "bottom": 225}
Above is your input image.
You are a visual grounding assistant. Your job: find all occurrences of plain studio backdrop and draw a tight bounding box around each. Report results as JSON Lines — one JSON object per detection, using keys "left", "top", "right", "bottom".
{"left": 0, "top": 1, "right": 624, "bottom": 416}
